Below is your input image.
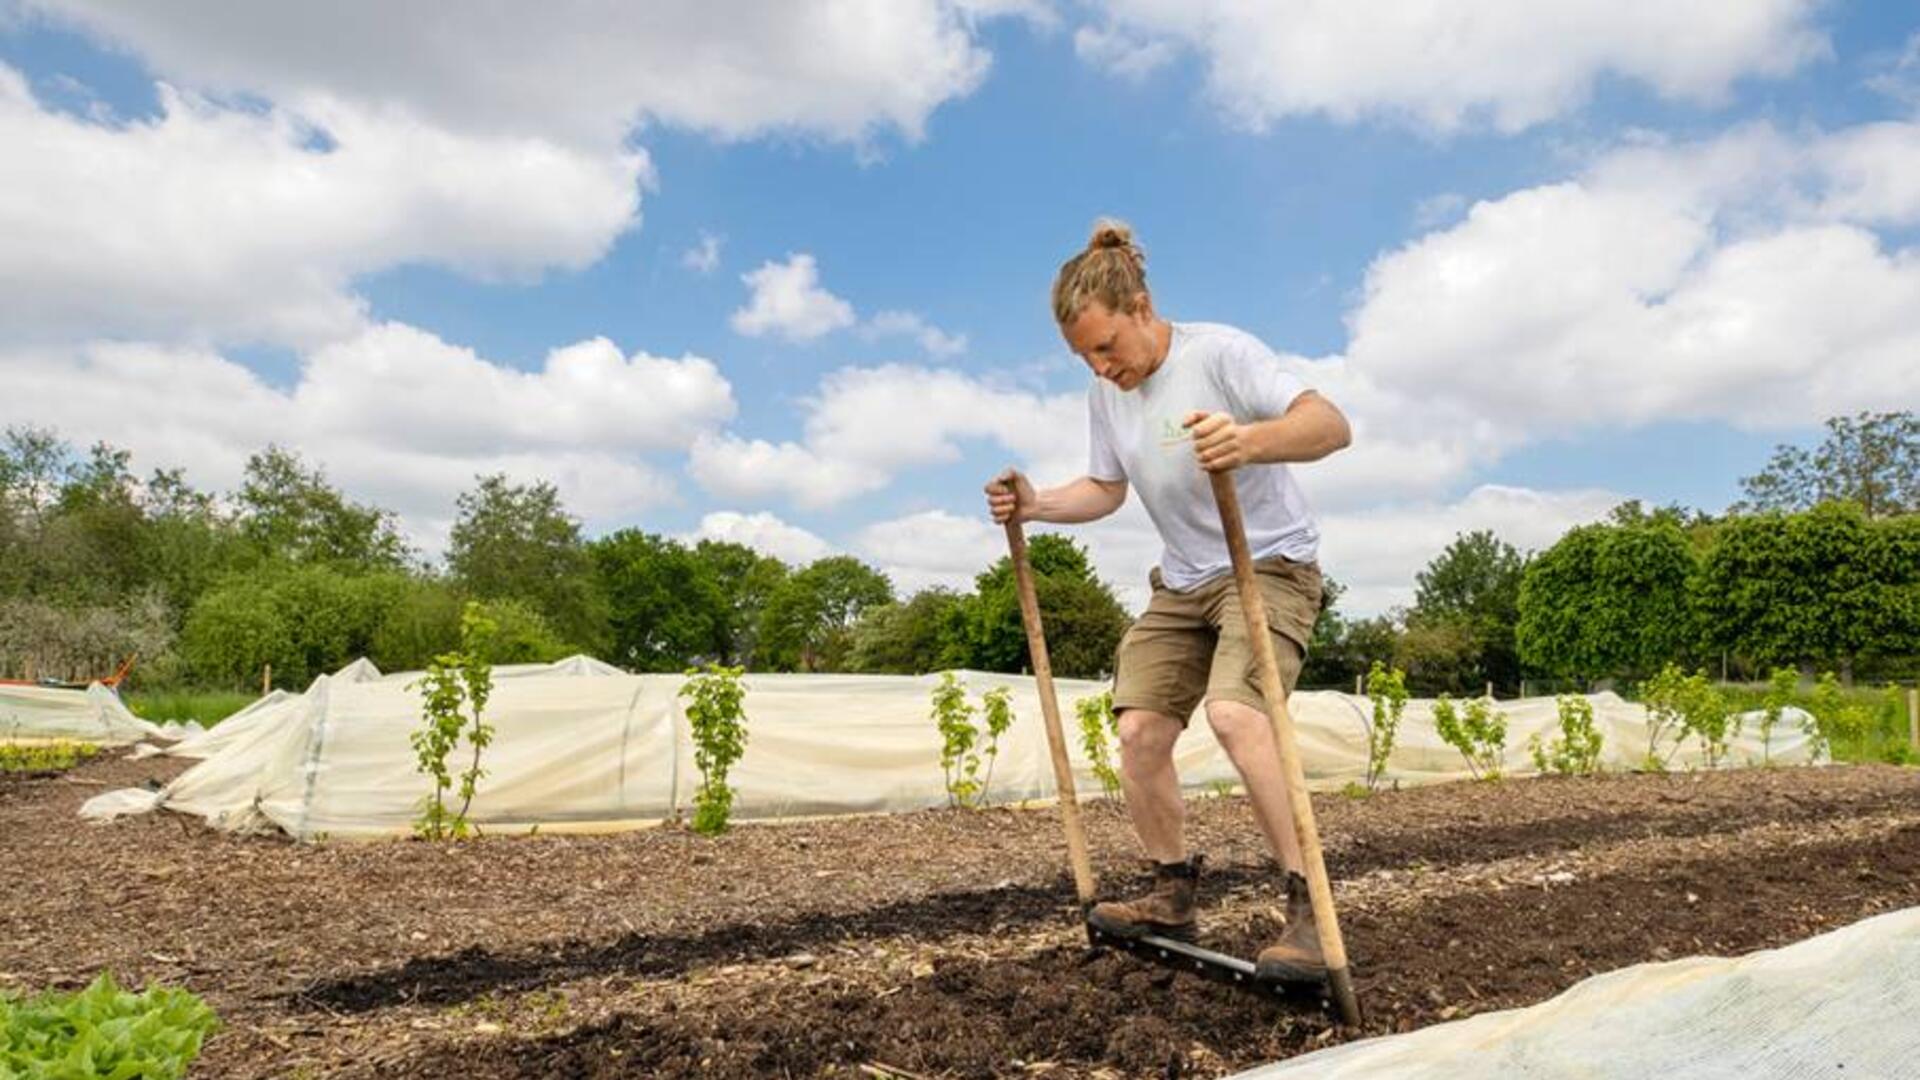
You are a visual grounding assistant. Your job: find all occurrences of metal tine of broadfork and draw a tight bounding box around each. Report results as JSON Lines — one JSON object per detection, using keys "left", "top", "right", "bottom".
{"left": 1208, "top": 469, "right": 1363, "bottom": 1026}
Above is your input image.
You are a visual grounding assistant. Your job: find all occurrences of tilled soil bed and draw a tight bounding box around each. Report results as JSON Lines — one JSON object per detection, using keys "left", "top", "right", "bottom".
{"left": 7, "top": 753, "right": 1919, "bottom": 1078}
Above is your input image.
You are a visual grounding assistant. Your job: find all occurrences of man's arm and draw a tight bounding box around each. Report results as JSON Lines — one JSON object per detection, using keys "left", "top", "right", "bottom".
{"left": 985, "top": 470, "right": 1128, "bottom": 524}
{"left": 1183, "top": 391, "right": 1351, "bottom": 472}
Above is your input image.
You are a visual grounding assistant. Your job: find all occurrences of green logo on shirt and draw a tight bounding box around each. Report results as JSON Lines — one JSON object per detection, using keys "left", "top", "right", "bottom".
{"left": 1158, "top": 417, "right": 1188, "bottom": 447}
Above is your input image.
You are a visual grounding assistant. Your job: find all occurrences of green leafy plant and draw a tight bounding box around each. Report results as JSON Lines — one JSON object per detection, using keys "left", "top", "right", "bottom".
{"left": 680, "top": 662, "right": 749, "bottom": 835}
{"left": 409, "top": 602, "right": 497, "bottom": 840}
{"left": 932, "top": 671, "right": 980, "bottom": 808}
{"left": 1757, "top": 666, "right": 1799, "bottom": 765}
{"left": 1074, "top": 691, "right": 1122, "bottom": 798}
{"left": 0, "top": 972, "right": 218, "bottom": 1079}
{"left": 0, "top": 741, "right": 99, "bottom": 774}
{"left": 929, "top": 673, "right": 1016, "bottom": 809}
{"left": 1808, "top": 671, "right": 1872, "bottom": 762}
{"left": 1363, "top": 661, "right": 1408, "bottom": 792}
{"left": 1640, "top": 664, "right": 1734, "bottom": 769}
{"left": 1529, "top": 694, "right": 1605, "bottom": 776}
{"left": 1434, "top": 693, "right": 1508, "bottom": 780}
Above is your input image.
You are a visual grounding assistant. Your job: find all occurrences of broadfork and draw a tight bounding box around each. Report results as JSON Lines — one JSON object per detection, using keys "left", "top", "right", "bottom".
{"left": 1001, "top": 474, "right": 1363, "bottom": 1022}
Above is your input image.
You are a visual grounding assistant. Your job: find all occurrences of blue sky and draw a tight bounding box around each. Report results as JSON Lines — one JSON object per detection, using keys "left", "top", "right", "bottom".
{"left": 2, "top": 2, "right": 1917, "bottom": 615}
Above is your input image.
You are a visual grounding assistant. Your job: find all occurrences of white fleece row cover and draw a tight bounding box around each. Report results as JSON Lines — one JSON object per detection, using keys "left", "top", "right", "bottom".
{"left": 81, "top": 667, "right": 1824, "bottom": 840}
{"left": 143, "top": 654, "right": 622, "bottom": 761}
{"left": 0, "top": 683, "right": 196, "bottom": 746}
{"left": 1237, "top": 904, "right": 1920, "bottom": 1079}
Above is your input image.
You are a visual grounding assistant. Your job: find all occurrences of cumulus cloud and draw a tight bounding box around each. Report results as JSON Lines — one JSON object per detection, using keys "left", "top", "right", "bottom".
{"left": 855, "top": 509, "right": 1001, "bottom": 596}
{"left": 681, "top": 231, "right": 724, "bottom": 274}
{"left": 730, "top": 254, "right": 858, "bottom": 342}
{"left": 860, "top": 310, "right": 968, "bottom": 357}
{"left": 0, "top": 65, "right": 646, "bottom": 349}
{"left": 1341, "top": 120, "right": 1920, "bottom": 454}
{"left": 1317, "top": 485, "right": 1622, "bottom": 617}
{"left": 0, "top": 323, "right": 734, "bottom": 547}
{"left": 1074, "top": 0, "right": 1827, "bottom": 134}
{"left": 26, "top": 0, "right": 1006, "bottom": 149}
{"left": 1072, "top": 23, "right": 1177, "bottom": 82}
{"left": 691, "top": 364, "right": 1084, "bottom": 509}
{"left": 688, "top": 511, "right": 834, "bottom": 565}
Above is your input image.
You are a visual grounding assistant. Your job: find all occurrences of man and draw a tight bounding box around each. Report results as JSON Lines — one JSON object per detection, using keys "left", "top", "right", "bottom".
{"left": 984, "top": 219, "right": 1351, "bottom": 983}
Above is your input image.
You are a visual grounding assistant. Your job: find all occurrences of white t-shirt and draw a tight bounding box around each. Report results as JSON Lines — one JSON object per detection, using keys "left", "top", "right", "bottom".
{"left": 1088, "top": 321, "right": 1321, "bottom": 591}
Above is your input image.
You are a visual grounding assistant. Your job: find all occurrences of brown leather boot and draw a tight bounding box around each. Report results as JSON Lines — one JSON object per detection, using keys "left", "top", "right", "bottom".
{"left": 1086, "top": 855, "right": 1201, "bottom": 940}
{"left": 1256, "top": 870, "right": 1328, "bottom": 984}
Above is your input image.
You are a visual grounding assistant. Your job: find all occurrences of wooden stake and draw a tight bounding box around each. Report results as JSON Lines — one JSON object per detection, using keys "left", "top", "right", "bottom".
{"left": 1004, "top": 510, "right": 1097, "bottom": 906}
{"left": 262, "top": 663, "right": 272, "bottom": 696}
{"left": 1209, "top": 471, "right": 1362, "bottom": 1027}
{"left": 1908, "top": 687, "right": 1918, "bottom": 757}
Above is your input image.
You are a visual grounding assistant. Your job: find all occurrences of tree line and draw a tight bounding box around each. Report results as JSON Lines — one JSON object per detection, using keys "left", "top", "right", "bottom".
{"left": 1304, "top": 411, "right": 1918, "bottom": 691}
{"left": 0, "top": 435, "right": 1130, "bottom": 689}
{"left": 1, "top": 410, "right": 1911, "bottom": 694}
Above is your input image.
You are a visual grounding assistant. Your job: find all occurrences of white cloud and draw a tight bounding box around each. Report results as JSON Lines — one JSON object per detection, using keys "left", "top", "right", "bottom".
{"left": 859, "top": 310, "right": 968, "bottom": 357}
{"left": 691, "top": 364, "right": 1085, "bottom": 509}
{"left": 687, "top": 434, "right": 888, "bottom": 510}
{"left": 688, "top": 511, "right": 834, "bottom": 565}
{"left": 855, "top": 509, "right": 1001, "bottom": 595}
{"left": 730, "top": 254, "right": 858, "bottom": 342}
{"left": 0, "top": 65, "right": 645, "bottom": 349}
{"left": 1317, "top": 485, "right": 1622, "bottom": 617}
{"left": 28, "top": 0, "right": 1007, "bottom": 149}
{"left": 681, "top": 231, "right": 724, "bottom": 274}
{"left": 0, "top": 323, "right": 734, "bottom": 548}
{"left": 1072, "top": 24, "right": 1177, "bottom": 82}
{"left": 1342, "top": 121, "right": 1920, "bottom": 451}
{"left": 1075, "top": 1, "right": 1828, "bottom": 134}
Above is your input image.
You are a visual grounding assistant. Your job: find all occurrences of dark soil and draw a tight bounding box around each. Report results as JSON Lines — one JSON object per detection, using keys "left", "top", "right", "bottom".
{"left": 5, "top": 751, "right": 1918, "bottom": 1078}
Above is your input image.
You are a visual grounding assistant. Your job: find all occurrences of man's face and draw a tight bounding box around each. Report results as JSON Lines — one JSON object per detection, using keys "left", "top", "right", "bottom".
{"left": 1062, "top": 297, "right": 1159, "bottom": 391}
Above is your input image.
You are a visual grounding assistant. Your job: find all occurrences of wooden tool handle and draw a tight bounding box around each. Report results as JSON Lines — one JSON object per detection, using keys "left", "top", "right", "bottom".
{"left": 1209, "top": 470, "right": 1362, "bottom": 1025}
{"left": 1004, "top": 508, "right": 1098, "bottom": 906}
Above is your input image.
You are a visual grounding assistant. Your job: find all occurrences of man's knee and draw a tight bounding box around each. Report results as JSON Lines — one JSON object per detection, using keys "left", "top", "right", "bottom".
{"left": 1205, "top": 699, "right": 1270, "bottom": 748}
{"left": 1116, "top": 708, "right": 1180, "bottom": 764}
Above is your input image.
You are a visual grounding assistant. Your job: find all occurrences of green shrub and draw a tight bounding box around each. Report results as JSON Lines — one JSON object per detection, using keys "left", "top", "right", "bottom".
{"left": 1528, "top": 695, "right": 1604, "bottom": 777}
{"left": 1363, "top": 661, "right": 1408, "bottom": 792}
{"left": 929, "top": 672, "right": 1016, "bottom": 809}
{"left": 1640, "top": 664, "right": 1735, "bottom": 769}
{"left": 1434, "top": 693, "right": 1507, "bottom": 780}
{"left": 1074, "top": 691, "right": 1122, "bottom": 798}
{"left": 410, "top": 603, "right": 497, "bottom": 841}
{"left": 680, "top": 663, "right": 749, "bottom": 835}
{"left": 1756, "top": 667, "right": 1799, "bottom": 765}
{"left": 0, "top": 972, "right": 218, "bottom": 1079}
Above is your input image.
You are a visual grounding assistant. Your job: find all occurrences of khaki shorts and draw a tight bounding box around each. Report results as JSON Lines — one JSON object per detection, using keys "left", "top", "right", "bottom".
{"left": 1112, "top": 556, "right": 1322, "bottom": 724}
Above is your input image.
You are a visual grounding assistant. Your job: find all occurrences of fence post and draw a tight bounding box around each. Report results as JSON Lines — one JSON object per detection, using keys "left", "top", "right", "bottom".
{"left": 1908, "top": 687, "right": 1918, "bottom": 756}
{"left": 262, "top": 663, "right": 272, "bottom": 696}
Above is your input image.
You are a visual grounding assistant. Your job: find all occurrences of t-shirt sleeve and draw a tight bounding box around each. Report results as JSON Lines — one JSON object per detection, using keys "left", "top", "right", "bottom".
{"left": 1087, "top": 388, "right": 1127, "bottom": 482}
{"left": 1216, "top": 332, "right": 1309, "bottom": 419}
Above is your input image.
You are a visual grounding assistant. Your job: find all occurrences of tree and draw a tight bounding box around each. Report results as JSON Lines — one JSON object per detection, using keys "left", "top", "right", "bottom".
{"left": 758, "top": 556, "right": 894, "bottom": 672}
{"left": 1694, "top": 502, "right": 1912, "bottom": 683}
{"left": 446, "top": 474, "right": 603, "bottom": 649}
{"left": 233, "top": 446, "right": 410, "bottom": 569}
{"left": 1515, "top": 513, "right": 1696, "bottom": 682}
{"left": 1736, "top": 410, "right": 1917, "bottom": 519}
{"left": 953, "top": 534, "right": 1129, "bottom": 679}
{"left": 847, "top": 588, "right": 969, "bottom": 674}
{"left": 590, "top": 530, "right": 729, "bottom": 672}
{"left": 690, "top": 539, "right": 789, "bottom": 667}
{"left": 1409, "top": 529, "right": 1526, "bottom": 692}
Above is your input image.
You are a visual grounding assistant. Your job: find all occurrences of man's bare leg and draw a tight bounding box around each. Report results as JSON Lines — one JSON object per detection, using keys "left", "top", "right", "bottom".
{"left": 1204, "top": 699, "right": 1304, "bottom": 874}
{"left": 1115, "top": 708, "right": 1186, "bottom": 863}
